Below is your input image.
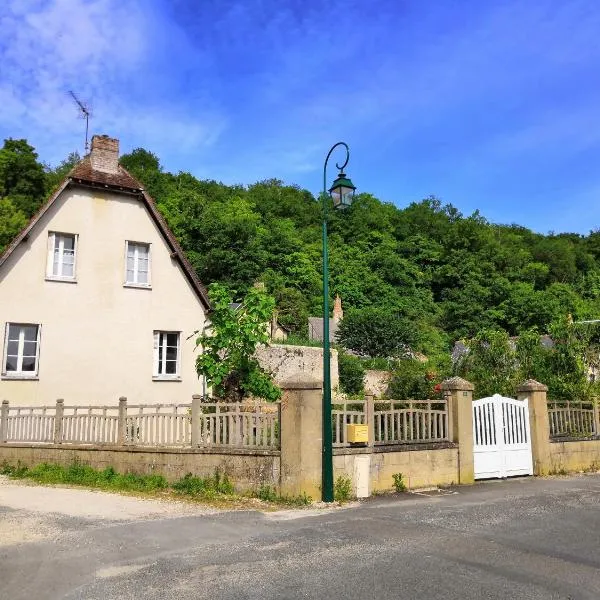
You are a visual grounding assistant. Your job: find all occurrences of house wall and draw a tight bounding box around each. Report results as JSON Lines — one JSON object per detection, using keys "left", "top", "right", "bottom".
{"left": 0, "top": 185, "right": 206, "bottom": 406}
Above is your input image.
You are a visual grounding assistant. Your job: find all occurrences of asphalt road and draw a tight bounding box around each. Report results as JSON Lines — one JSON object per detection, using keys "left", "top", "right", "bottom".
{"left": 2, "top": 475, "right": 600, "bottom": 599}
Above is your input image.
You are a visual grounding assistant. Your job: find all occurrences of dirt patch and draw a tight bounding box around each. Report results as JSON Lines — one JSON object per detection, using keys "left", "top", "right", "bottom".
{"left": 0, "top": 511, "right": 63, "bottom": 547}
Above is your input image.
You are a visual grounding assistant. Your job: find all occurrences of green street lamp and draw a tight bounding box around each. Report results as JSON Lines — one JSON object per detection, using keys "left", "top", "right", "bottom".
{"left": 321, "top": 142, "right": 356, "bottom": 502}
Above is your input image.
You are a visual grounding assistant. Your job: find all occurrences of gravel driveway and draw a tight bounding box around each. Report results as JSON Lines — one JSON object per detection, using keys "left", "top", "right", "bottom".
{"left": 0, "top": 475, "right": 215, "bottom": 547}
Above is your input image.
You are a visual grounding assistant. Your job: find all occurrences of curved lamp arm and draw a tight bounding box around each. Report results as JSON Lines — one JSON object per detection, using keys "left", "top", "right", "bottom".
{"left": 323, "top": 142, "right": 350, "bottom": 218}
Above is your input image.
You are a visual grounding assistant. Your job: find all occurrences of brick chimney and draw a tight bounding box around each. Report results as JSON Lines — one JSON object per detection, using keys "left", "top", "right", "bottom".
{"left": 90, "top": 134, "right": 119, "bottom": 174}
{"left": 333, "top": 295, "right": 343, "bottom": 323}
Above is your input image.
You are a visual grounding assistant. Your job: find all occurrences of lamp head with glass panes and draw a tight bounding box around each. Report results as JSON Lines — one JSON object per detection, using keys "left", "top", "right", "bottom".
{"left": 329, "top": 171, "right": 356, "bottom": 209}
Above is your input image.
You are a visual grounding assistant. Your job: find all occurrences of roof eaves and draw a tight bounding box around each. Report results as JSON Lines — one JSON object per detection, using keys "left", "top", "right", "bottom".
{"left": 139, "top": 189, "right": 211, "bottom": 311}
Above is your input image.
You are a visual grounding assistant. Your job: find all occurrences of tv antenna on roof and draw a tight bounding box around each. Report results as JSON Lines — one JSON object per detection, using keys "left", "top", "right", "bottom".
{"left": 68, "top": 90, "right": 92, "bottom": 153}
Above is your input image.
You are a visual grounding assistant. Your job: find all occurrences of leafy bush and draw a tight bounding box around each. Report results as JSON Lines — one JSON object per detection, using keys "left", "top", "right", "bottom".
{"left": 392, "top": 473, "right": 406, "bottom": 492}
{"left": 336, "top": 306, "right": 422, "bottom": 358}
{"left": 334, "top": 475, "right": 353, "bottom": 503}
{"left": 255, "top": 484, "right": 279, "bottom": 502}
{"left": 338, "top": 351, "right": 365, "bottom": 396}
{"left": 388, "top": 359, "right": 444, "bottom": 400}
{"left": 172, "top": 471, "right": 234, "bottom": 498}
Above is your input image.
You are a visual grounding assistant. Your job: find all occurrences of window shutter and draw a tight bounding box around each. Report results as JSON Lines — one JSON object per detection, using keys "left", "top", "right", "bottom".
{"left": 46, "top": 232, "right": 55, "bottom": 277}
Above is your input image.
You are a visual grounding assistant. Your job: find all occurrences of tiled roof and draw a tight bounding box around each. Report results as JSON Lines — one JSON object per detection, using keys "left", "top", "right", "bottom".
{"left": 69, "top": 156, "right": 142, "bottom": 191}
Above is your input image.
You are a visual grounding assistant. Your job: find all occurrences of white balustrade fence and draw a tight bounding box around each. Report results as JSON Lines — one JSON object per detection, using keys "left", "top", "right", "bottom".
{"left": 548, "top": 401, "right": 599, "bottom": 438}
{"left": 0, "top": 397, "right": 280, "bottom": 450}
{"left": 62, "top": 405, "right": 120, "bottom": 444}
{"left": 3, "top": 405, "right": 56, "bottom": 443}
{"left": 373, "top": 399, "right": 449, "bottom": 445}
{"left": 332, "top": 400, "right": 366, "bottom": 447}
{"left": 332, "top": 397, "right": 450, "bottom": 448}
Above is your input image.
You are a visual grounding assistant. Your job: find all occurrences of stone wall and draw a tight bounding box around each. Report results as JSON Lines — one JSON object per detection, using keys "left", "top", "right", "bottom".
{"left": 0, "top": 444, "right": 280, "bottom": 491}
{"left": 364, "top": 370, "right": 391, "bottom": 397}
{"left": 548, "top": 439, "right": 600, "bottom": 473}
{"left": 255, "top": 344, "right": 338, "bottom": 389}
{"left": 334, "top": 444, "right": 459, "bottom": 495}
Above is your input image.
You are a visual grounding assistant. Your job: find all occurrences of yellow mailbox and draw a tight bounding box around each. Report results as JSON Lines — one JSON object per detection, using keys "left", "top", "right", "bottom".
{"left": 346, "top": 423, "right": 369, "bottom": 444}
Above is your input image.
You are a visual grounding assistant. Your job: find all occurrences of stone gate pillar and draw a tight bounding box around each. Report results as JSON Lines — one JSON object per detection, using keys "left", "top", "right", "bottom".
{"left": 279, "top": 377, "right": 323, "bottom": 500}
{"left": 441, "top": 376, "right": 475, "bottom": 484}
{"left": 517, "top": 379, "right": 551, "bottom": 475}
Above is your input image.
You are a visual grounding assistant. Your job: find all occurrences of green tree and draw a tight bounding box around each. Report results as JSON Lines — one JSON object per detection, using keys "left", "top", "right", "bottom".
{"left": 0, "top": 197, "right": 27, "bottom": 254}
{"left": 195, "top": 283, "right": 281, "bottom": 402}
{"left": 0, "top": 139, "right": 46, "bottom": 217}
{"left": 336, "top": 306, "right": 422, "bottom": 358}
{"left": 456, "top": 329, "right": 519, "bottom": 397}
{"left": 337, "top": 352, "right": 365, "bottom": 396}
{"left": 44, "top": 151, "right": 80, "bottom": 194}
{"left": 388, "top": 359, "right": 444, "bottom": 400}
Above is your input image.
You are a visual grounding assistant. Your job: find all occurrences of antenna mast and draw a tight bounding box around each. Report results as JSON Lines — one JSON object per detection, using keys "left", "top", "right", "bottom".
{"left": 69, "top": 91, "right": 91, "bottom": 153}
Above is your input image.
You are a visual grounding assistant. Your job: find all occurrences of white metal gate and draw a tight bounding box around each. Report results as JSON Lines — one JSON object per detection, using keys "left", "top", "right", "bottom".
{"left": 472, "top": 394, "right": 533, "bottom": 479}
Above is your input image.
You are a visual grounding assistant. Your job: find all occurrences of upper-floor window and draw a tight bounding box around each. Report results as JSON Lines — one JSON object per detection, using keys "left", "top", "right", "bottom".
{"left": 125, "top": 241, "right": 151, "bottom": 287}
{"left": 47, "top": 232, "right": 77, "bottom": 280}
{"left": 2, "top": 323, "right": 41, "bottom": 378}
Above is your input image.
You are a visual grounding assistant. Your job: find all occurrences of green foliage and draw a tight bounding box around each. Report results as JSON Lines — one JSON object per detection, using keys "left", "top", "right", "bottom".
{"left": 456, "top": 329, "right": 519, "bottom": 397}
{"left": 458, "top": 317, "right": 600, "bottom": 401}
{"left": 9, "top": 140, "right": 600, "bottom": 374}
{"left": 172, "top": 471, "right": 234, "bottom": 498}
{"left": 253, "top": 485, "right": 312, "bottom": 506}
{"left": 0, "top": 461, "right": 168, "bottom": 492}
{"left": 0, "top": 197, "right": 27, "bottom": 254}
{"left": 0, "top": 462, "right": 313, "bottom": 506}
{"left": 195, "top": 283, "right": 281, "bottom": 402}
{"left": 44, "top": 151, "right": 80, "bottom": 195}
{"left": 336, "top": 306, "right": 423, "bottom": 358}
{"left": 334, "top": 475, "right": 353, "bottom": 503}
{"left": 338, "top": 351, "right": 365, "bottom": 396}
{"left": 392, "top": 473, "right": 407, "bottom": 492}
{"left": 388, "top": 359, "right": 446, "bottom": 400}
{"left": 0, "top": 138, "right": 46, "bottom": 217}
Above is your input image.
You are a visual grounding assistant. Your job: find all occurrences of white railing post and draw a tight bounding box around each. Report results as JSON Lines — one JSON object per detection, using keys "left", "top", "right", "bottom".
{"left": 53, "top": 399, "right": 64, "bottom": 444}
{"left": 0, "top": 400, "right": 8, "bottom": 443}
{"left": 191, "top": 394, "right": 201, "bottom": 447}
{"left": 366, "top": 395, "right": 375, "bottom": 447}
{"left": 593, "top": 401, "right": 600, "bottom": 437}
{"left": 118, "top": 397, "right": 127, "bottom": 445}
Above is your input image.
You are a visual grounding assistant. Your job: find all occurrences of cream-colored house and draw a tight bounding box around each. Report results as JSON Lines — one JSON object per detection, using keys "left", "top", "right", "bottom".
{"left": 0, "top": 135, "right": 210, "bottom": 406}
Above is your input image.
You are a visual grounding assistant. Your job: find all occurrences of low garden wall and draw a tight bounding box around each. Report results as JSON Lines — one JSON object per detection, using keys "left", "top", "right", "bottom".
{"left": 548, "top": 439, "right": 600, "bottom": 473}
{"left": 0, "top": 443, "right": 280, "bottom": 490}
{"left": 334, "top": 443, "right": 459, "bottom": 493}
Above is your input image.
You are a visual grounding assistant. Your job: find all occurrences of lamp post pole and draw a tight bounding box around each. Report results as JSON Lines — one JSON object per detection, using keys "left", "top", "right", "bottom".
{"left": 321, "top": 142, "right": 353, "bottom": 503}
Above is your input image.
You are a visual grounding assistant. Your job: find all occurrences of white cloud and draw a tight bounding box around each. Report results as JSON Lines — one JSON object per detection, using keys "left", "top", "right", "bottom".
{"left": 0, "top": 0, "right": 225, "bottom": 165}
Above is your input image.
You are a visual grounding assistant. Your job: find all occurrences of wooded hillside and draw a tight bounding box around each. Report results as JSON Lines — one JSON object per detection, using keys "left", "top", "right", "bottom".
{"left": 3, "top": 139, "right": 600, "bottom": 358}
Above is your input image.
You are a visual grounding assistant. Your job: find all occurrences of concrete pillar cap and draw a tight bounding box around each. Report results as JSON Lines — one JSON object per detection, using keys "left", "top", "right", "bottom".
{"left": 441, "top": 376, "right": 474, "bottom": 392}
{"left": 516, "top": 379, "right": 548, "bottom": 392}
{"left": 281, "top": 377, "right": 323, "bottom": 391}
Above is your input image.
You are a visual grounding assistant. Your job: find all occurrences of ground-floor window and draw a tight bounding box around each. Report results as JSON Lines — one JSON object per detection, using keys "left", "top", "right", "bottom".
{"left": 3, "top": 323, "right": 40, "bottom": 377}
{"left": 153, "top": 331, "right": 180, "bottom": 379}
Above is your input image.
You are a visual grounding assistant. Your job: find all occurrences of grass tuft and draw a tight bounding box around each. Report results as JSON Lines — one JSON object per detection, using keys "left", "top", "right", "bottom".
{"left": 0, "top": 461, "right": 312, "bottom": 508}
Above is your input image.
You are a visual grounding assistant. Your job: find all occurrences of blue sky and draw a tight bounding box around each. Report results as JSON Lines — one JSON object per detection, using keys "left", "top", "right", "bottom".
{"left": 2, "top": 0, "right": 600, "bottom": 234}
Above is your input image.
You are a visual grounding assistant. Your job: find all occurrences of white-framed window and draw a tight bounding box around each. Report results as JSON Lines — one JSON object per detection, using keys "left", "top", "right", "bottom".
{"left": 153, "top": 331, "right": 180, "bottom": 379}
{"left": 46, "top": 232, "right": 77, "bottom": 280}
{"left": 2, "top": 323, "right": 41, "bottom": 378}
{"left": 125, "top": 241, "right": 151, "bottom": 287}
